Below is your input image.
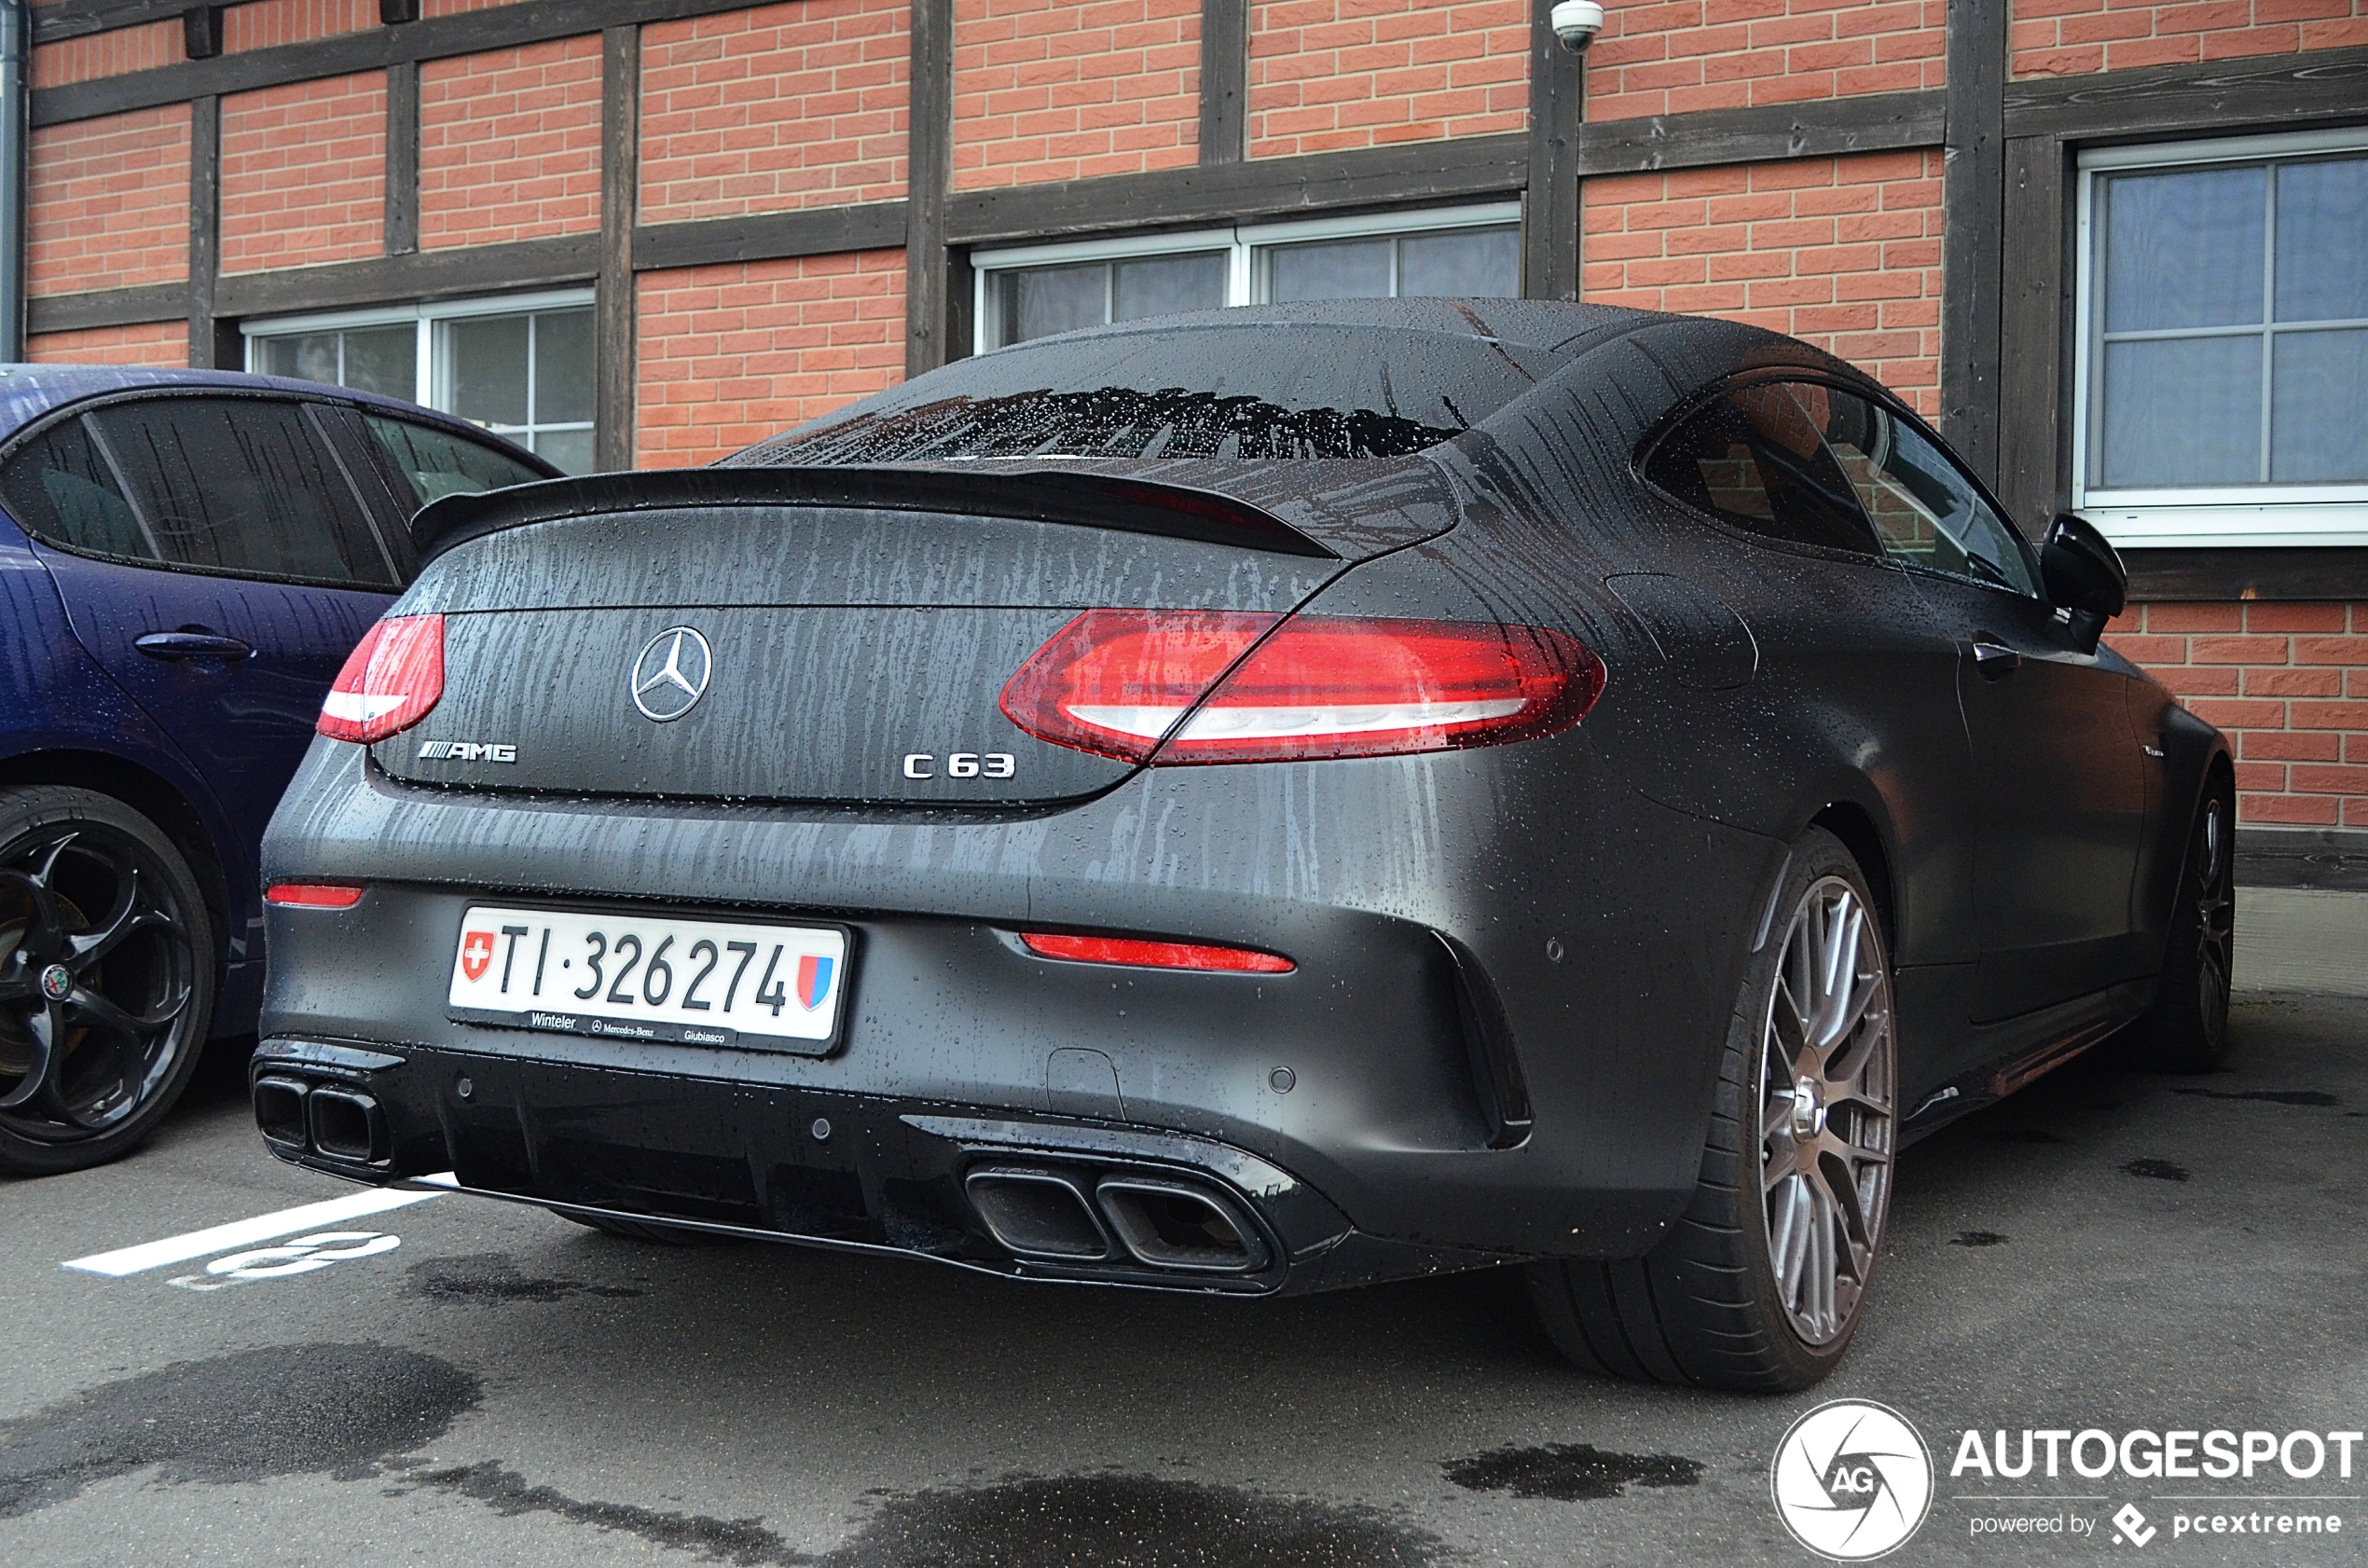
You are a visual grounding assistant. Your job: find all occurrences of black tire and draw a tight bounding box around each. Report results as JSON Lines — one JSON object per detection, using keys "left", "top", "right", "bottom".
{"left": 557, "top": 1210, "right": 739, "bottom": 1245}
{"left": 2129, "top": 782, "right": 2236, "bottom": 1074}
{"left": 0, "top": 786, "right": 215, "bottom": 1176}
{"left": 1527, "top": 828, "right": 1897, "bottom": 1391}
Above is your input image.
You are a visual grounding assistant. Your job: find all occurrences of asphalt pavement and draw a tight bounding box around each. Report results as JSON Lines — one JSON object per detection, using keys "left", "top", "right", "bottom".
{"left": 3, "top": 995, "right": 2363, "bottom": 1567}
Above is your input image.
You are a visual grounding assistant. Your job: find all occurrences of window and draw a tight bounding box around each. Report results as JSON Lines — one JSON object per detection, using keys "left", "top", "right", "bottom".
{"left": 2077, "top": 130, "right": 2368, "bottom": 546}
{"left": 363, "top": 416, "right": 549, "bottom": 509}
{"left": 1807, "top": 385, "right": 2039, "bottom": 596}
{"left": 245, "top": 290, "right": 597, "bottom": 474}
{"left": 973, "top": 204, "right": 1521, "bottom": 351}
{"left": 1641, "top": 383, "right": 1880, "bottom": 556}
{"left": 2, "top": 398, "right": 397, "bottom": 587}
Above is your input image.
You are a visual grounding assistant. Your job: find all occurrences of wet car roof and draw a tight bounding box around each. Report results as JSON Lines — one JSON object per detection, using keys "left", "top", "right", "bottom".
{"left": 0, "top": 364, "right": 495, "bottom": 445}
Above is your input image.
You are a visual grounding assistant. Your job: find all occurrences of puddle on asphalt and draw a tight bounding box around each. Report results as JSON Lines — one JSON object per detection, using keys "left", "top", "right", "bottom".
{"left": 1442, "top": 1441, "right": 1703, "bottom": 1501}
{"left": 2171, "top": 1087, "right": 2339, "bottom": 1107}
{"left": 406, "top": 1252, "right": 647, "bottom": 1304}
{"left": 2123, "top": 1158, "right": 2191, "bottom": 1181}
{"left": 1949, "top": 1231, "right": 2009, "bottom": 1247}
{"left": 0, "top": 1343, "right": 480, "bottom": 1520}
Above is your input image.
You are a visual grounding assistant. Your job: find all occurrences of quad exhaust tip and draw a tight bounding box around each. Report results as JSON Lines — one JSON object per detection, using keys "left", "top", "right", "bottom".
{"left": 255, "top": 1075, "right": 389, "bottom": 1164}
{"left": 965, "top": 1164, "right": 1270, "bottom": 1274}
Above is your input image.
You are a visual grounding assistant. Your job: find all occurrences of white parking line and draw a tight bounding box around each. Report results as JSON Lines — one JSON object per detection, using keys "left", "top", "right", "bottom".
{"left": 62, "top": 1182, "right": 452, "bottom": 1277}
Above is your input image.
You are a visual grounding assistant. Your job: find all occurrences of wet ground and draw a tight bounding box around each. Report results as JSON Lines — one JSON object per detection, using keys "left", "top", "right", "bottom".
{"left": 3, "top": 995, "right": 2362, "bottom": 1566}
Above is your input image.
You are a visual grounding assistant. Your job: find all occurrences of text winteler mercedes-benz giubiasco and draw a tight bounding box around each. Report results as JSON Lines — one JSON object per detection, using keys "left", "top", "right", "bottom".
{"left": 253, "top": 300, "right": 2234, "bottom": 1390}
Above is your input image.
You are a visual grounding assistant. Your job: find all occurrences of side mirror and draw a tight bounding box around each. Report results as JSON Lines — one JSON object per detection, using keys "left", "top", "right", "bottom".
{"left": 2041, "top": 512, "right": 2127, "bottom": 651}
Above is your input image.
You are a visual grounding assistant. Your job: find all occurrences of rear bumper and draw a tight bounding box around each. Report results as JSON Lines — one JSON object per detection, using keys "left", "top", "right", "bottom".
{"left": 251, "top": 1037, "right": 1521, "bottom": 1297}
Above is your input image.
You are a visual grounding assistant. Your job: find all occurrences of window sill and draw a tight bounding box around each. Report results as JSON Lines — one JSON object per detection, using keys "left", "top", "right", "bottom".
{"left": 2082, "top": 502, "right": 2368, "bottom": 551}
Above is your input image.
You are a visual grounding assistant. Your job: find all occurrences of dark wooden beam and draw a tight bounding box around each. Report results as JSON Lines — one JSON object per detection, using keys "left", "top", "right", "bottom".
{"left": 907, "top": 0, "right": 955, "bottom": 376}
{"left": 2126, "top": 547, "right": 2368, "bottom": 602}
{"left": 945, "top": 132, "right": 1528, "bottom": 247}
{"left": 186, "top": 93, "right": 227, "bottom": 367}
{"left": 632, "top": 203, "right": 910, "bottom": 272}
{"left": 25, "top": 282, "right": 187, "bottom": 335}
{"left": 1523, "top": 2, "right": 1584, "bottom": 301}
{"left": 33, "top": 0, "right": 767, "bottom": 129}
{"left": 1567, "top": 89, "right": 1945, "bottom": 177}
{"left": 1197, "top": 0, "right": 1247, "bottom": 166}
{"left": 2003, "top": 43, "right": 2368, "bottom": 141}
{"left": 1939, "top": 0, "right": 2005, "bottom": 483}
{"left": 212, "top": 235, "right": 600, "bottom": 318}
{"left": 384, "top": 60, "right": 420, "bottom": 256}
{"left": 31, "top": 0, "right": 186, "bottom": 46}
{"left": 1995, "top": 134, "right": 2071, "bottom": 537}
{"left": 597, "top": 24, "right": 640, "bottom": 472}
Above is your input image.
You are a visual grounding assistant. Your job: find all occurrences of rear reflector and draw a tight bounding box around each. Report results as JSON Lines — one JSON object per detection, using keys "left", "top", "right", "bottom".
{"left": 1000, "top": 611, "right": 1604, "bottom": 764}
{"left": 266, "top": 883, "right": 364, "bottom": 908}
{"left": 318, "top": 614, "right": 444, "bottom": 744}
{"left": 1020, "top": 931, "right": 1293, "bottom": 973}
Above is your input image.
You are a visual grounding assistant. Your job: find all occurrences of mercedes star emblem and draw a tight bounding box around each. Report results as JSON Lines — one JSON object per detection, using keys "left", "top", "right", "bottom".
{"left": 630, "top": 626, "right": 713, "bottom": 722}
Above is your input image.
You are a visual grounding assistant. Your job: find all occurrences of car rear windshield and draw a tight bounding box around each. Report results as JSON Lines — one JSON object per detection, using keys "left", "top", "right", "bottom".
{"left": 729, "top": 325, "right": 1557, "bottom": 463}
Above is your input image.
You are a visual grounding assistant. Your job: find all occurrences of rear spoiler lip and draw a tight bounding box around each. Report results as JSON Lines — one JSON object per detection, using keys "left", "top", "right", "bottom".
{"left": 409, "top": 464, "right": 1340, "bottom": 564}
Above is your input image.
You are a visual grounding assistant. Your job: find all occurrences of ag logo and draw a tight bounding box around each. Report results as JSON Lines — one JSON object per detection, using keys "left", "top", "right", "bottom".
{"left": 1769, "top": 1399, "right": 1933, "bottom": 1561}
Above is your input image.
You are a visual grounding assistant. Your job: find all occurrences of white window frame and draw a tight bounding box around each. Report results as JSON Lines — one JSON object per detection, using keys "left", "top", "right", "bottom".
{"left": 2073, "top": 127, "right": 2368, "bottom": 548}
{"left": 971, "top": 202, "right": 1523, "bottom": 355}
{"left": 241, "top": 288, "right": 597, "bottom": 459}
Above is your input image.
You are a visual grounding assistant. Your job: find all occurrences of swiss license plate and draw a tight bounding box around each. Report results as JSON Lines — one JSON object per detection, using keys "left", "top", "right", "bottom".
{"left": 447, "top": 905, "right": 849, "bottom": 1055}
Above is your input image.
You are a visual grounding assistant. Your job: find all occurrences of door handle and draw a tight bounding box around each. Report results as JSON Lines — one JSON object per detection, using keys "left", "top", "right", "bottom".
{"left": 134, "top": 631, "right": 254, "bottom": 662}
{"left": 1970, "top": 639, "right": 2021, "bottom": 680}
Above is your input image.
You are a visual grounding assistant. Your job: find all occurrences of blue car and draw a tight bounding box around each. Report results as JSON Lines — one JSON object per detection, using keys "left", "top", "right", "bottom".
{"left": 0, "top": 367, "right": 556, "bottom": 1174}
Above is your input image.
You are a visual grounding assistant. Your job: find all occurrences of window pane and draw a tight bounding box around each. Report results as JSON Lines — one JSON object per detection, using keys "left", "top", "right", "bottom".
{"left": 2102, "top": 166, "right": 2265, "bottom": 332}
{"left": 1111, "top": 253, "right": 1226, "bottom": 323}
{"left": 1814, "top": 387, "right": 2037, "bottom": 594}
{"left": 998, "top": 263, "right": 1108, "bottom": 345}
{"left": 1642, "top": 386, "right": 1879, "bottom": 556}
{"left": 89, "top": 398, "right": 389, "bottom": 585}
{"left": 533, "top": 309, "right": 596, "bottom": 425}
{"left": 255, "top": 332, "right": 341, "bottom": 385}
{"left": 365, "top": 415, "right": 548, "bottom": 508}
{"left": 2270, "top": 328, "right": 2368, "bottom": 483}
{"left": 445, "top": 314, "right": 531, "bottom": 428}
{"left": 1397, "top": 227, "right": 1520, "bottom": 297}
{"left": 340, "top": 325, "right": 418, "bottom": 400}
{"left": 2275, "top": 158, "right": 2368, "bottom": 324}
{"left": 1267, "top": 237, "right": 1392, "bottom": 302}
{"left": 0, "top": 416, "right": 155, "bottom": 560}
{"left": 2098, "top": 336, "right": 2262, "bottom": 487}
{"left": 533, "top": 427, "right": 596, "bottom": 475}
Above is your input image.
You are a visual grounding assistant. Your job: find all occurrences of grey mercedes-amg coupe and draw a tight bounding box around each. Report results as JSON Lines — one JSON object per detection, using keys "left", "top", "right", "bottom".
{"left": 251, "top": 299, "right": 2232, "bottom": 1391}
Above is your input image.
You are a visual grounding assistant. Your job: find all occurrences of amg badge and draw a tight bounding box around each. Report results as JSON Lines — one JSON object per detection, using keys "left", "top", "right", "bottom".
{"left": 419, "top": 739, "right": 518, "bottom": 763}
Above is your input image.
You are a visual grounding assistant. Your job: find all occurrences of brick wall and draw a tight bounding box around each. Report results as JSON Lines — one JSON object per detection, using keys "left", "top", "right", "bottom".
{"left": 26, "top": 106, "right": 192, "bottom": 297}
{"left": 2011, "top": 0, "right": 2368, "bottom": 77}
{"left": 225, "top": 0, "right": 380, "bottom": 52}
{"left": 641, "top": 0, "right": 909, "bottom": 223}
{"left": 420, "top": 36, "right": 604, "bottom": 248}
{"left": 33, "top": 19, "right": 180, "bottom": 89}
{"left": 25, "top": 322, "right": 189, "bottom": 368}
{"left": 636, "top": 250, "right": 906, "bottom": 467}
{"left": 1579, "top": 149, "right": 1944, "bottom": 414}
{"left": 1248, "top": 0, "right": 1526, "bottom": 158}
{"left": 221, "top": 75, "right": 386, "bottom": 272}
{"left": 953, "top": 0, "right": 1199, "bottom": 187}
{"left": 1585, "top": 0, "right": 1946, "bottom": 119}
{"left": 2106, "top": 603, "right": 2368, "bottom": 828}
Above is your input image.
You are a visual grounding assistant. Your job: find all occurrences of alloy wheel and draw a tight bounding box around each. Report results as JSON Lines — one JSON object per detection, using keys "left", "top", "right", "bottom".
{"left": 0, "top": 826, "right": 199, "bottom": 1139}
{"left": 1759, "top": 875, "right": 1895, "bottom": 1346}
{"left": 2192, "top": 797, "right": 2234, "bottom": 1047}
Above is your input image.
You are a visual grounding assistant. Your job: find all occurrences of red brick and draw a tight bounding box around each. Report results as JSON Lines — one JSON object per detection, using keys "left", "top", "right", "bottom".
{"left": 420, "top": 36, "right": 604, "bottom": 248}
{"left": 2242, "top": 792, "right": 2341, "bottom": 824}
{"left": 2105, "top": 633, "right": 2189, "bottom": 665}
{"left": 2241, "top": 667, "right": 2346, "bottom": 697}
{"left": 1249, "top": 0, "right": 1527, "bottom": 156}
{"left": 2237, "top": 730, "right": 2341, "bottom": 762}
{"left": 25, "top": 321, "right": 188, "bottom": 368}
{"left": 2288, "top": 763, "right": 2368, "bottom": 794}
{"left": 220, "top": 75, "right": 385, "bottom": 273}
{"left": 2190, "top": 634, "right": 2292, "bottom": 666}
{"left": 2011, "top": 0, "right": 2350, "bottom": 76}
{"left": 34, "top": 20, "right": 181, "bottom": 89}
{"left": 2289, "top": 701, "right": 2368, "bottom": 731}
{"left": 2242, "top": 601, "right": 2350, "bottom": 633}
{"left": 2186, "top": 697, "right": 2289, "bottom": 728}
{"left": 2292, "top": 635, "right": 2368, "bottom": 666}
{"left": 2143, "top": 602, "right": 2245, "bottom": 632}
{"left": 2155, "top": 666, "right": 2241, "bottom": 697}
{"left": 26, "top": 107, "right": 191, "bottom": 296}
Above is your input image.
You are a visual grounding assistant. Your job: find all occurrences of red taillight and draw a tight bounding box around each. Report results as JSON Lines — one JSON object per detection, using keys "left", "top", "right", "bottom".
{"left": 317, "top": 614, "right": 444, "bottom": 744}
{"left": 1020, "top": 931, "right": 1293, "bottom": 972}
{"left": 266, "top": 883, "right": 364, "bottom": 908}
{"left": 1000, "top": 611, "right": 1604, "bottom": 764}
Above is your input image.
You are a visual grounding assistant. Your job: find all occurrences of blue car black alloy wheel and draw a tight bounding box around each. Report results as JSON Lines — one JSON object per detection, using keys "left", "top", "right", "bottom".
{"left": 0, "top": 786, "right": 214, "bottom": 1174}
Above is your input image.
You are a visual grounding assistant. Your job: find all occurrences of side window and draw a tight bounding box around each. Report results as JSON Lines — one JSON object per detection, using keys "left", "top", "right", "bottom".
{"left": 1806, "top": 385, "right": 2040, "bottom": 596}
{"left": 85, "top": 397, "right": 398, "bottom": 588}
{"left": 0, "top": 416, "right": 156, "bottom": 560}
{"left": 364, "top": 415, "right": 548, "bottom": 511}
{"left": 1642, "top": 382, "right": 1880, "bottom": 556}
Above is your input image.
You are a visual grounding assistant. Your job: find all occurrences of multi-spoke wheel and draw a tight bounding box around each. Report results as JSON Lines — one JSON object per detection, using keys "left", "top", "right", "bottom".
{"left": 2127, "top": 783, "right": 2236, "bottom": 1073}
{"left": 1529, "top": 826, "right": 1896, "bottom": 1390}
{"left": 0, "top": 787, "right": 214, "bottom": 1176}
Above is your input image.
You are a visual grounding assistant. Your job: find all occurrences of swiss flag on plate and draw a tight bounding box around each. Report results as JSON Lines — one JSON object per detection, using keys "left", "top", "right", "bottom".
{"left": 461, "top": 930, "right": 495, "bottom": 983}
